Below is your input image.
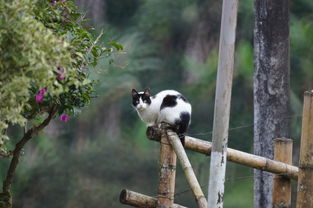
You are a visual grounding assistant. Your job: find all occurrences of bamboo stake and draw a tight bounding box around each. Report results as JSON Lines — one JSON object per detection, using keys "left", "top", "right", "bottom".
{"left": 296, "top": 91, "right": 313, "bottom": 208}
{"left": 207, "top": 0, "right": 238, "bottom": 207}
{"left": 147, "top": 129, "right": 298, "bottom": 179}
{"left": 272, "top": 138, "right": 292, "bottom": 208}
{"left": 157, "top": 130, "right": 177, "bottom": 208}
{"left": 119, "top": 189, "right": 187, "bottom": 208}
{"left": 166, "top": 130, "right": 207, "bottom": 208}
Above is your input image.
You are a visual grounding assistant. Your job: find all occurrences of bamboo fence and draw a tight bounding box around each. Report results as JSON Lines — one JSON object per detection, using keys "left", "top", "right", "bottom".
{"left": 120, "top": 91, "right": 313, "bottom": 208}
{"left": 147, "top": 129, "right": 298, "bottom": 180}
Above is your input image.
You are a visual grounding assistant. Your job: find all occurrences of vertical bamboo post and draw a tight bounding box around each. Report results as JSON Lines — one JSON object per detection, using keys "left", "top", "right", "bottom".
{"left": 157, "top": 129, "right": 177, "bottom": 208}
{"left": 296, "top": 91, "right": 313, "bottom": 208}
{"left": 272, "top": 138, "right": 292, "bottom": 208}
{"left": 207, "top": 0, "right": 238, "bottom": 207}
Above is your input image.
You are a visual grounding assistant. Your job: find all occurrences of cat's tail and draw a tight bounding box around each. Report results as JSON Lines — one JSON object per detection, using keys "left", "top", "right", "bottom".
{"left": 174, "top": 112, "right": 191, "bottom": 146}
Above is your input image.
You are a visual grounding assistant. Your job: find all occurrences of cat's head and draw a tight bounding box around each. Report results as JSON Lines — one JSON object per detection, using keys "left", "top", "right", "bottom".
{"left": 131, "top": 88, "right": 151, "bottom": 111}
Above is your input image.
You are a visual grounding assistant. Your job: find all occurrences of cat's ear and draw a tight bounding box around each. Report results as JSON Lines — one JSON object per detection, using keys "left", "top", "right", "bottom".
{"left": 144, "top": 88, "right": 151, "bottom": 96}
{"left": 131, "top": 89, "right": 138, "bottom": 97}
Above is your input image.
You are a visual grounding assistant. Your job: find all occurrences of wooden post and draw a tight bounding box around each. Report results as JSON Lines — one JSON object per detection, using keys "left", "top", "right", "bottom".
{"left": 207, "top": 0, "right": 238, "bottom": 207}
{"left": 296, "top": 91, "right": 313, "bottom": 208}
{"left": 119, "top": 189, "right": 187, "bottom": 208}
{"left": 166, "top": 130, "right": 207, "bottom": 208}
{"left": 272, "top": 138, "right": 292, "bottom": 208}
{"left": 147, "top": 129, "right": 299, "bottom": 180}
{"left": 157, "top": 130, "right": 177, "bottom": 208}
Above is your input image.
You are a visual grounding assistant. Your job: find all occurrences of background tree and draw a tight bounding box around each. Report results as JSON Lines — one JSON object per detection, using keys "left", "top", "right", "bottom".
{"left": 0, "top": 0, "right": 121, "bottom": 206}
{"left": 253, "top": 1, "right": 290, "bottom": 207}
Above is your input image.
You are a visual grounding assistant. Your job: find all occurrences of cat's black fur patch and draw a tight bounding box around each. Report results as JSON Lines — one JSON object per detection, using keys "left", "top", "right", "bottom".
{"left": 140, "top": 93, "right": 151, "bottom": 105}
{"left": 178, "top": 95, "right": 189, "bottom": 103}
{"left": 160, "top": 95, "right": 177, "bottom": 110}
{"left": 132, "top": 94, "right": 140, "bottom": 106}
{"left": 132, "top": 92, "right": 151, "bottom": 106}
{"left": 175, "top": 112, "right": 190, "bottom": 134}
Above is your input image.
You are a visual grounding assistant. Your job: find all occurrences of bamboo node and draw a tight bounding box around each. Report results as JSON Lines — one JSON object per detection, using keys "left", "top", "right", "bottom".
{"left": 298, "top": 165, "right": 313, "bottom": 169}
{"left": 304, "top": 90, "right": 313, "bottom": 96}
{"left": 159, "top": 165, "right": 176, "bottom": 170}
{"left": 157, "top": 194, "right": 174, "bottom": 200}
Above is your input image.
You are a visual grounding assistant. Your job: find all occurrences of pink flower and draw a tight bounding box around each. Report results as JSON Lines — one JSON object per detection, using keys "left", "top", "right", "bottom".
{"left": 57, "top": 67, "right": 65, "bottom": 80}
{"left": 60, "top": 114, "right": 69, "bottom": 122}
{"left": 35, "top": 88, "right": 47, "bottom": 103}
{"left": 49, "top": 0, "right": 56, "bottom": 5}
{"left": 39, "top": 88, "right": 47, "bottom": 94}
{"left": 57, "top": 73, "right": 65, "bottom": 80}
{"left": 35, "top": 94, "right": 44, "bottom": 103}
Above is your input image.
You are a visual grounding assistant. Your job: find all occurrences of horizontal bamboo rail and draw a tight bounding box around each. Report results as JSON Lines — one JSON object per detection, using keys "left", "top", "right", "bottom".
{"left": 146, "top": 127, "right": 299, "bottom": 180}
{"left": 120, "top": 189, "right": 187, "bottom": 208}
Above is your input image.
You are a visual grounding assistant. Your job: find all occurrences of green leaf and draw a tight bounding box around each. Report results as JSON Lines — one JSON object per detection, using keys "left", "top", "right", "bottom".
{"left": 109, "top": 41, "right": 124, "bottom": 51}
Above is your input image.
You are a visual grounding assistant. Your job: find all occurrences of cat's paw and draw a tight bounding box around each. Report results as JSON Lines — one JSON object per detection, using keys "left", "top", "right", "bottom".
{"left": 146, "top": 126, "right": 161, "bottom": 141}
{"left": 160, "top": 122, "right": 173, "bottom": 130}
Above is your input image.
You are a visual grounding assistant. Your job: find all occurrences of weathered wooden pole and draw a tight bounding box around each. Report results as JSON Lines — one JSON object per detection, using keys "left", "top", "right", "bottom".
{"left": 207, "top": 0, "right": 238, "bottom": 207}
{"left": 272, "top": 138, "right": 292, "bottom": 208}
{"left": 253, "top": 1, "right": 290, "bottom": 207}
{"left": 120, "top": 189, "right": 187, "bottom": 208}
{"left": 166, "top": 130, "right": 207, "bottom": 208}
{"left": 147, "top": 129, "right": 299, "bottom": 180}
{"left": 157, "top": 130, "right": 177, "bottom": 208}
{"left": 296, "top": 91, "right": 313, "bottom": 208}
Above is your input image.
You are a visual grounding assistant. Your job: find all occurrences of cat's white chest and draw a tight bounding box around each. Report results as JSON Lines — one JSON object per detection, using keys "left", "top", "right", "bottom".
{"left": 136, "top": 106, "right": 159, "bottom": 126}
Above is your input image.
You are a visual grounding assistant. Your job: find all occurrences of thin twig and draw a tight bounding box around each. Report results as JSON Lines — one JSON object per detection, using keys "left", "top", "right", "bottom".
{"left": 79, "top": 30, "right": 104, "bottom": 72}
{"left": 2, "top": 105, "right": 58, "bottom": 193}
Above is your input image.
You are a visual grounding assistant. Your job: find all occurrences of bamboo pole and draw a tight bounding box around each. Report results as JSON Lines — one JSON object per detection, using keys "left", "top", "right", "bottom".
{"left": 272, "top": 138, "right": 292, "bottom": 208}
{"left": 119, "top": 189, "right": 187, "bottom": 208}
{"left": 147, "top": 129, "right": 298, "bottom": 179}
{"left": 166, "top": 130, "right": 207, "bottom": 208}
{"left": 157, "top": 130, "right": 177, "bottom": 208}
{"left": 296, "top": 91, "right": 313, "bottom": 208}
{"left": 207, "top": 0, "right": 238, "bottom": 207}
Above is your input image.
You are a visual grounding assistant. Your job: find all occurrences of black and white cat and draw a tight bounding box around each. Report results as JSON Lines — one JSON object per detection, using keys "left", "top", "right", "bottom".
{"left": 131, "top": 88, "right": 191, "bottom": 144}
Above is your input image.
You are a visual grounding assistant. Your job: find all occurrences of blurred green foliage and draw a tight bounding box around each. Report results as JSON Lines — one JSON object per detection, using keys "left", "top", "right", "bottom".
{"left": 1, "top": 0, "right": 313, "bottom": 207}
{"left": 0, "top": 0, "right": 72, "bottom": 143}
{"left": 0, "top": 0, "right": 121, "bottom": 152}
